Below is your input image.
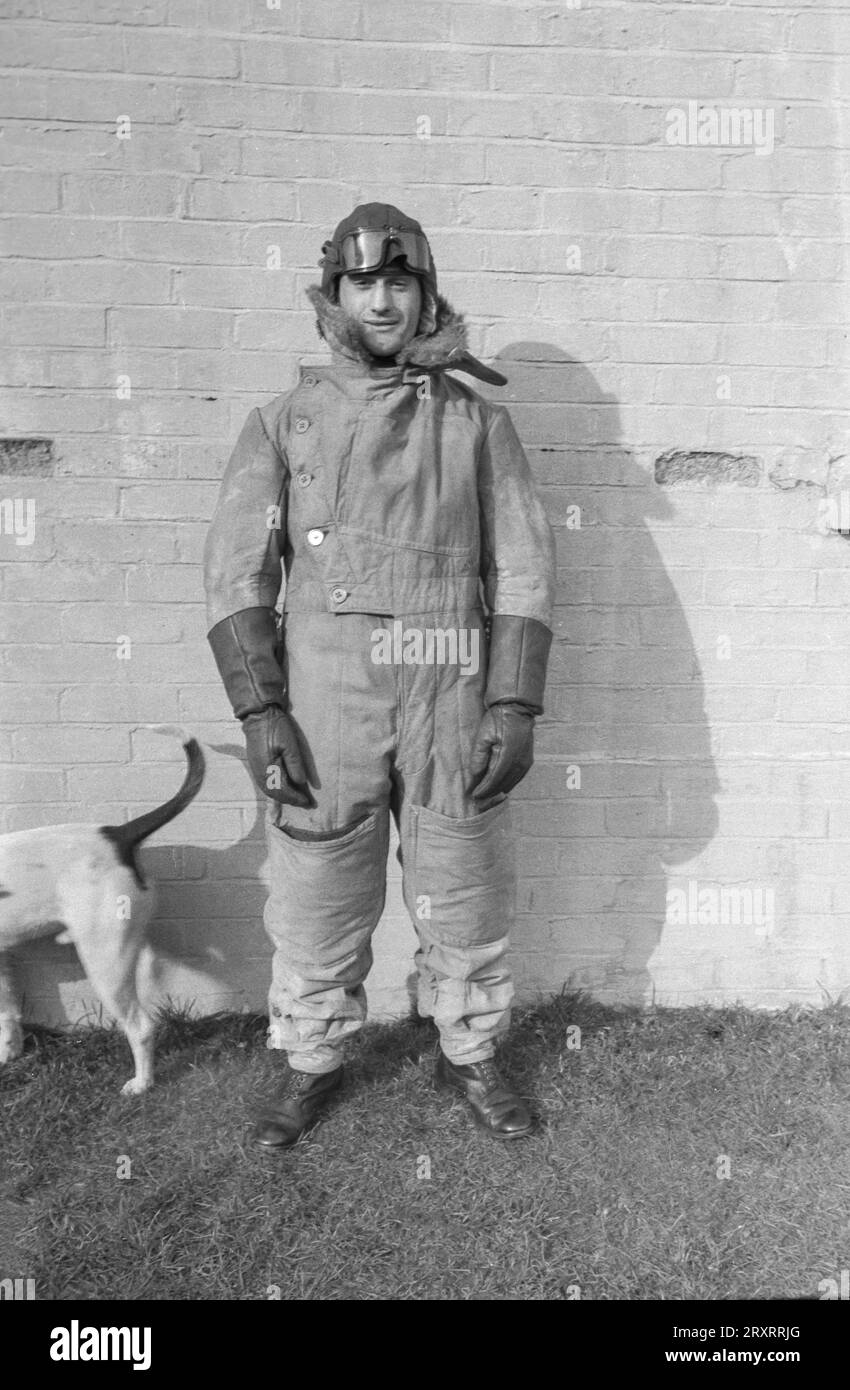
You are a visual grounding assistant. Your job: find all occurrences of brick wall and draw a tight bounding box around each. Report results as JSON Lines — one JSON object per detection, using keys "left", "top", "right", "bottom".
{"left": 1, "top": 1, "right": 849, "bottom": 1030}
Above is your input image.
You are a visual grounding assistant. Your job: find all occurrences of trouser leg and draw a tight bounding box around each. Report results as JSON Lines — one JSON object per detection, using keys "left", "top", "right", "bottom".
{"left": 265, "top": 806, "right": 389, "bottom": 1073}
{"left": 394, "top": 610, "right": 516, "bottom": 1065}
{"left": 263, "top": 612, "right": 395, "bottom": 1073}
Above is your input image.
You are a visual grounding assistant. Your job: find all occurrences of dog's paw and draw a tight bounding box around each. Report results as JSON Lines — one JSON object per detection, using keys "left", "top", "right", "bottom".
{"left": 0, "top": 1021, "right": 24, "bottom": 1064}
{"left": 120, "top": 1075, "right": 152, "bottom": 1096}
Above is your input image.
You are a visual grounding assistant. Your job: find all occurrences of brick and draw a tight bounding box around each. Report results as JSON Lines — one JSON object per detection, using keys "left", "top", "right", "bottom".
{"left": 107, "top": 395, "right": 231, "bottom": 438}
{"left": 123, "top": 219, "right": 242, "bottom": 263}
{"left": 11, "top": 76, "right": 178, "bottom": 123}
{"left": 704, "top": 571, "right": 816, "bottom": 607}
{"left": 174, "top": 523, "right": 214, "bottom": 565}
{"left": 61, "top": 601, "right": 191, "bottom": 644}
{"left": 783, "top": 195, "right": 846, "bottom": 237}
{"left": 660, "top": 191, "right": 780, "bottom": 236}
{"left": 59, "top": 521, "right": 178, "bottom": 563}
{"left": 17, "top": 0, "right": 166, "bottom": 19}
{"left": 126, "top": 563, "right": 204, "bottom": 604}
{"left": 360, "top": 0, "right": 451, "bottom": 43}
{"left": 167, "top": 0, "right": 251, "bottom": 27}
{"left": 0, "top": 216, "right": 123, "bottom": 259}
{"left": 177, "top": 85, "right": 301, "bottom": 132}
{"left": 0, "top": 766, "right": 68, "bottom": 803}
{"left": 14, "top": 726, "right": 128, "bottom": 764}
{"left": 188, "top": 179, "right": 298, "bottom": 222}
{"left": 791, "top": 14, "right": 850, "bottom": 52}
{"left": 62, "top": 173, "right": 184, "bottom": 218}
{"left": 665, "top": 10, "right": 785, "bottom": 53}
{"left": 722, "top": 325, "right": 828, "bottom": 368}
{"left": 54, "top": 436, "right": 182, "bottom": 480}
{"left": 107, "top": 307, "right": 231, "bottom": 349}
{"left": 240, "top": 135, "right": 335, "bottom": 179}
{"left": 242, "top": 37, "right": 340, "bottom": 87}
{"left": 603, "top": 235, "right": 718, "bottom": 279}
{"left": 59, "top": 684, "right": 180, "bottom": 723}
{"left": 776, "top": 687, "right": 850, "bottom": 723}
{"left": 172, "top": 349, "right": 292, "bottom": 394}
{"left": 0, "top": 171, "right": 59, "bottom": 212}
{"left": 2, "top": 305, "right": 105, "bottom": 346}
{"left": 47, "top": 349, "right": 174, "bottom": 391}
{"left": 656, "top": 280, "right": 778, "bottom": 322}
{"left": 339, "top": 45, "right": 487, "bottom": 91}
{"left": 6, "top": 22, "right": 124, "bottom": 69}
{"left": 486, "top": 144, "right": 606, "bottom": 191}
{"left": 175, "top": 265, "right": 296, "bottom": 310}
{"left": 607, "top": 324, "right": 722, "bottom": 364}
{"left": 123, "top": 30, "right": 239, "bottom": 77}
{"left": 120, "top": 482, "right": 218, "bottom": 520}
{"left": 0, "top": 265, "right": 49, "bottom": 306}
{"left": 48, "top": 262, "right": 172, "bottom": 307}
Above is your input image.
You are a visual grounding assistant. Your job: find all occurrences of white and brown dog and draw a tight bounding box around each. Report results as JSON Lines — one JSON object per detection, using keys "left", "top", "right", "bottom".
{"left": 0, "top": 725, "right": 205, "bottom": 1094}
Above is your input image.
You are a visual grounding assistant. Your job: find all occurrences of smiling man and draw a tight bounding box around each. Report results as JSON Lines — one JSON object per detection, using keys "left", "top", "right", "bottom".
{"left": 204, "top": 204, "right": 556, "bottom": 1148}
{"left": 339, "top": 264, "right": 421, "bottom": 357}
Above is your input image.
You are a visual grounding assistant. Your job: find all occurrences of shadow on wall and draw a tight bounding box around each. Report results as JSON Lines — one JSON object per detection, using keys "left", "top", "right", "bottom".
{"left": 495, "top": 341, "right": 720, "bottom": 1006}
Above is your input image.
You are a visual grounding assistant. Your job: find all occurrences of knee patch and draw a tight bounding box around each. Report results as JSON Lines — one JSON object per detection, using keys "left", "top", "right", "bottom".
{"left": 406, "top": 799, "right": 515, "bottom": 946}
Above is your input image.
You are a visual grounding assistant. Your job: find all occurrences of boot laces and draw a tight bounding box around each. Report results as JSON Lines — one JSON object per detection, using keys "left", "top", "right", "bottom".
{"left": 476, "top": 1059, "right": 503, "bottom": 1091}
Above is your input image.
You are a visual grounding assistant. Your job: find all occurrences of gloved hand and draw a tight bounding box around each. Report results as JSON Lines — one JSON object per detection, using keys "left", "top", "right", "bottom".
{"left": 468, "top": 702, "right": 536, "bottom": 801}
{"left": 243, "top": 707, "right": 312, "bottom": 808}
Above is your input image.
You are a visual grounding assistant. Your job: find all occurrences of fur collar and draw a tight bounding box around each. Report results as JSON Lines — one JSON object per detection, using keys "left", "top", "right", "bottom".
{"left": 304, "top": 284, "right": 507, "bottom": 386}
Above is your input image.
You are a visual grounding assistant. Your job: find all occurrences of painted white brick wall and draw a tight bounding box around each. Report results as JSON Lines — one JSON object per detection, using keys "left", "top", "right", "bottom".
{"left": 1, "top": 1, "right": 849, "bottom": 1028}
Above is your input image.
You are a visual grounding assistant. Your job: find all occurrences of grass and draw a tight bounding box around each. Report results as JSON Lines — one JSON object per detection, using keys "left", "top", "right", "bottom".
{"left": 2, "top": 992, "right": 850, "bottom": 1301}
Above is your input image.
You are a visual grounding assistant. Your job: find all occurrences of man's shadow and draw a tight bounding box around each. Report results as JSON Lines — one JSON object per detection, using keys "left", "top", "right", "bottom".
{"left": 491, "top": 340, "right": 720, "bottom": 1006}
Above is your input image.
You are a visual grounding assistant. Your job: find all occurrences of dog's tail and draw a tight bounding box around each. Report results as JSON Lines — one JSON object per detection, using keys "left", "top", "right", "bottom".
{"left": 100, "top": 725, "right": 206, "bottom": 883}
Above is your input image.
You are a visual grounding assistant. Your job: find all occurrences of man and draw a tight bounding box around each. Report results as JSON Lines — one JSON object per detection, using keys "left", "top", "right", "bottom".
{"left": 204, "top": 204, "right": 555, "bottom": 1148}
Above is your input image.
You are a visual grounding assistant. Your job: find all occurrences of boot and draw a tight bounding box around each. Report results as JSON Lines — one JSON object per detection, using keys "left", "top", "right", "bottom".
{"left": 253, "top": 1064, "right": 343, "bottom": 1148}
{"left": 435, "top": 1052, "right": 533, "bottom": 1140}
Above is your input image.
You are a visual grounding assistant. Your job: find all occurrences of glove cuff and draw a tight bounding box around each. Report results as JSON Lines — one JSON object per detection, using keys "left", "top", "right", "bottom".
{"left": 208, "top": 607, "right": 286, "bottom": 720}
{"left": 484, "top": 615, "right": 552, "bottom": 716}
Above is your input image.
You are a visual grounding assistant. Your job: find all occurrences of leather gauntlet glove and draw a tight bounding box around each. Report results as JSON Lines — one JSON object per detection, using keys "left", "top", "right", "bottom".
{"left": 242, "top": 708, "right": 311, "bottom": 809}
{"left": 469, "top": 703, "right": 536, "bottom": 800}
{"left": 469, "top": 614, "right": 552, "bottom": 801}
{"left": 208, "top": 607, "right": 312, "bottom": 808}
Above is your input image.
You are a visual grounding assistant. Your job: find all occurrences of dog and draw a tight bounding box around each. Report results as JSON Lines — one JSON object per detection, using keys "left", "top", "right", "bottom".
{"left": 0, "top": 725, "right": 205, "bottom": 1094}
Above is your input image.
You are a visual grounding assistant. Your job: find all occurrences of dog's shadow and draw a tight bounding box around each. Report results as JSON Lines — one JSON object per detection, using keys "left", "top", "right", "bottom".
{"left": 143, "top": 741, "right": 272, "bottom": 1017}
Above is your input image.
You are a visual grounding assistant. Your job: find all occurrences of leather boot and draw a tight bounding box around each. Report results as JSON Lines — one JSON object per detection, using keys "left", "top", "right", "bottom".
{"left": 435, "top": 1052, "right": 533, "bottom": 1140}
{"left": 253, "top": 1065, "right": 343, "bottom": 1148}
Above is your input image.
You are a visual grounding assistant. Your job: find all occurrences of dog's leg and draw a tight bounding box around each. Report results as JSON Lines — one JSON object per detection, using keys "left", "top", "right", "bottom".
{"left": 0, "top": 951, "right": 24, "bottom": 1065}
{"left": 59, "top": 874, "right": 157, "bottom": 1095}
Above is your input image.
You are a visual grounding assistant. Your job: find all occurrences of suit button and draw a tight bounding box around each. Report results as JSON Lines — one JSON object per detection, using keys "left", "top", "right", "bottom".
{"left": 330, "top": 587, "right": 348, "bottom": 604}
{"left": 303, "top": 376, "right": 317, "bottom": 387}
{"left": 295, "top": 418, "right": 310, "bottom": 433}
{"left": 307, "top": 529, "right": 325, "bottom": 546}
{"left": 296, "top": 472, "right": 313, "bottom": 487}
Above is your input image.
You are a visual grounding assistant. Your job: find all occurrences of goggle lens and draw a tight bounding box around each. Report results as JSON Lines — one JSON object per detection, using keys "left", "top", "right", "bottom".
{"left": 338, "top": 228, "right": 431, "bottom": 274}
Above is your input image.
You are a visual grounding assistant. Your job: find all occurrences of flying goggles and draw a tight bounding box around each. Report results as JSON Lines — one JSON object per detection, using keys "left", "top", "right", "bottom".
{"left": 326, "top": 227, "right": 432, "bottom": 276}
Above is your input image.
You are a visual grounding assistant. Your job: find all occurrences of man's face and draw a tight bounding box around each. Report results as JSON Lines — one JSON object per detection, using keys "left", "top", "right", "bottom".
{"left": 337, "top": 268, "right": 422, "bottom": 357}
